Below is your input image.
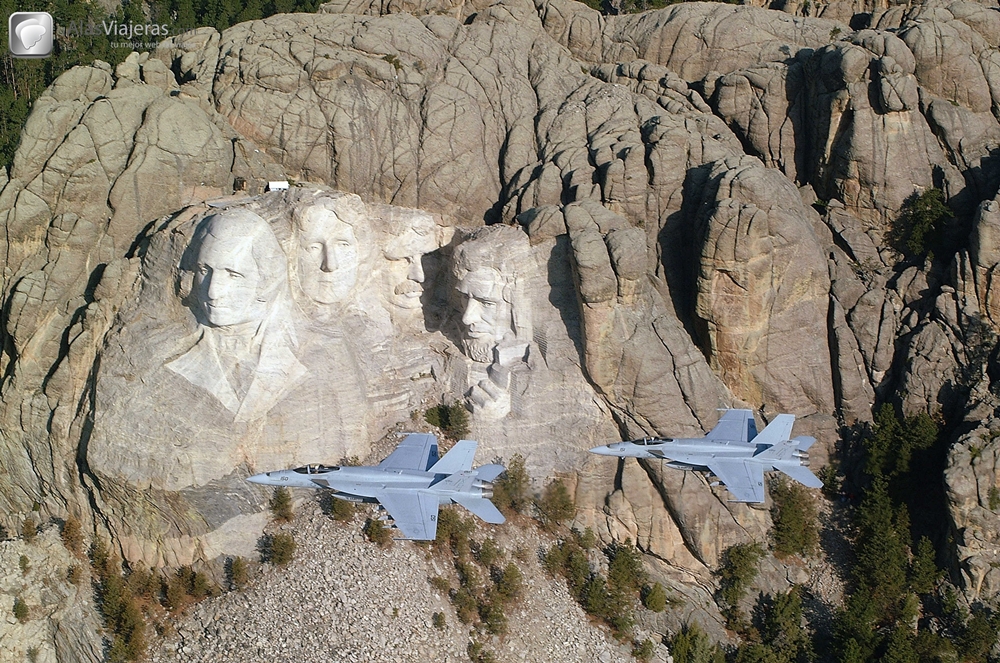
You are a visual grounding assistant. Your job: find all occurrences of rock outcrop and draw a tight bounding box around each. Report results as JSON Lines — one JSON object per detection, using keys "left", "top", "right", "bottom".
{"left": 0, "top": 525, "right": 104, "bottom": 663}
{"left": 0, "top": 53, "right": 283, "bottom": 535}
{"left": 4, "top": 2, "right": 1000, "bottom": 651}
{"left": 946, "top": 422, "right": 1000, "bottom": 600}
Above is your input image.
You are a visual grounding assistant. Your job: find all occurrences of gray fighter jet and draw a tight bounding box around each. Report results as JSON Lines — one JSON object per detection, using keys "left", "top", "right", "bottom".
{"left": 247, "top": 433, "right": 505, "bottom": 540}
{"left": 590, "top": 409, "right": 822, "bottom": 503}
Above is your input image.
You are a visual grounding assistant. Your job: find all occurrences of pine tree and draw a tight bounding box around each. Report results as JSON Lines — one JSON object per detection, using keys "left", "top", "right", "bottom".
{"left": 834, "top": 592, "right": 879, "bottom": 663}
{"left": 882, "top": 627, "right": 918, "bottom": 663}
{"left": 760, "top": 589, "right": 812, "bottom": 663}
{"left": 717, "top": 542, "right": 765, "bottom": 609}
{"left": 853, "top": 477, "right": 909, "bottom": 613}
{"left": 606, "top": 539, "right": 644, "bottom": 594}
{"left": 866, "top": 403, "right": 901, "bottom": 476}
{"left": 888, "top": 188, "right": 953, "bottom": 258}
{"left": 491, "top": 454, "right": 530, "bottom": 514}
{"left": 537, "top": 479, "right": 574, "bottom": 528}
{"left": 642, "top": 582, "right": 668, "bottom": 612}
{"left": 671, "top": 623, "right": 724, "bottom": 663}
{"left": 236, "top": 0, "right": 264, "bottom": 23}
{"left": 172, "top": 0, "right": 198, "bottom": 31}
{"left": 958, "top": 611, "right": 999, "bottom": 663}
{"left": 269, "top": 487, "right": 294, "bottom": 522}
{"left": 909, "top": 536, "right": 941, "bottom": 595}
{"left": 770, "top": 477, "right": 819, "bottom": 557}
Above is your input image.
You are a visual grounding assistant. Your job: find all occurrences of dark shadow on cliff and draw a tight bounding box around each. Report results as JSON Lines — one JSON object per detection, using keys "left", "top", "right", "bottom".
{"left": 785, "top": 57, "right": 814, "bottom": 188}
{"left": 0, "top": 276, "right": 23, "bottom": 385}
{"left": 658, "top": 163, "right": 717, "bottom": 357}
{"left": 417, "top": 247, "right": 452, "bottom": 335}
{"left": 543, "top": 235, "right": 585, "bottom": 366}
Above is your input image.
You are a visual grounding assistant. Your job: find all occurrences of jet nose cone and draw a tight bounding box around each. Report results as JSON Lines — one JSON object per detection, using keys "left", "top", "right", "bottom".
{"left": 246, "top": 473, "right": 269, "bottom": 485}
{"left": 589, "top": 444, "right": 616, "bottom": 455}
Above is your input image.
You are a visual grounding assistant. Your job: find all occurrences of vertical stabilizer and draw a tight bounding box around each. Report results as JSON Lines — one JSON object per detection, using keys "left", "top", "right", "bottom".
{"left": 428, "top": 440, "right": 478, "bottom": 474}
{"left": 752, "top": 414, "right": 795, "bottom": 447}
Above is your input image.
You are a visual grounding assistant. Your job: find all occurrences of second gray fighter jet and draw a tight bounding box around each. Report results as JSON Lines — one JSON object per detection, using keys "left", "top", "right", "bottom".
{"left": 247, "top": 433, "right": 505, "bottom": 540}
{"left": 590, "top": 409, "right": 821, "bottom": 502}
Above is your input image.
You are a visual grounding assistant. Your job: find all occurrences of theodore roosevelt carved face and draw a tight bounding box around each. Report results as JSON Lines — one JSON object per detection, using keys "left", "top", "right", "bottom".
{"left": 381, "top": 209, "right": 455, "bottom": 314}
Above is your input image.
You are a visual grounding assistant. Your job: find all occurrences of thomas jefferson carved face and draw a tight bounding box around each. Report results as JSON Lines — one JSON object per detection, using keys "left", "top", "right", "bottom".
{"left": 192, "top": 212, "right": 277, "bottom": 328}
{"left": 294, "top": 195, "right": 369, "bottom": 305}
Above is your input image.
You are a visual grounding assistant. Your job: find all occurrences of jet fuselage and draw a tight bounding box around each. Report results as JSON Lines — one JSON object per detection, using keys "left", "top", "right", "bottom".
{"left": 246, "top": 435, "right": 506, "bottom": 539}
{"left": 591, "top": 438, "right": 771, "bottom": 469}
{"left": 248, "top": 465, "right": 443, "bottom": 500}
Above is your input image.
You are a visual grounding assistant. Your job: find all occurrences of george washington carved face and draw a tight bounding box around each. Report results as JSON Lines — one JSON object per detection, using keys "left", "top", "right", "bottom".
{"left": 189, "top": 209, "right": 285, "bottom": 329}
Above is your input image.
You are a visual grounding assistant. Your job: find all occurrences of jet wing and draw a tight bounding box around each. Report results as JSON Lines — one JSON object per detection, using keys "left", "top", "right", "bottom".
{"left": 378, "top": 433, "right": 438, "bottom": 471}
{"left": 704, "top": 409, "right": 757, "bottom": 444}
{"left": 707, "top": 459, "right": 766, "bottom": 503}
{"left": 376, "top": 489, "right": 440, "bottom": 540}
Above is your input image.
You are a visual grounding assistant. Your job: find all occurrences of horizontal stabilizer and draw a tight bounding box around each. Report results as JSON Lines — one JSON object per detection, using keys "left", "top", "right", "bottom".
{"left": 792, "top": 435, "right": 816, "bottom": 451}
{"left": 452, "top": 495, "right": 506, "bottom": 524}
{"left": 777, "top": 464, "right": 823, "bottom": 489}
{"left": 429, "top": 440, "right": 478, "bottom": 475}
{"left": 475, "top": 464, "right": 506, "bottom": 482}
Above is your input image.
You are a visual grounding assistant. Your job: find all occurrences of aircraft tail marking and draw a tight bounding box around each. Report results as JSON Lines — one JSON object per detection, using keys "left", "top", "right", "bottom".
{"left": 428, "top": 440, "right": 478, "bottom": 475}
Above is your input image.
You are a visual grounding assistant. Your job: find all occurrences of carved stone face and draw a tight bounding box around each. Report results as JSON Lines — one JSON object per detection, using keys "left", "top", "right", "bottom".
{"left": 457, "top": 267, "right": 511, "bottom": 363}
{"left": 193, "top": 225, "right": 267, "bottom": 328}
{"left": 296, "top": 206, "right": 360, "bottom": 304}
{"left": 384, "top": 213, "right": 439, "bottom": 310}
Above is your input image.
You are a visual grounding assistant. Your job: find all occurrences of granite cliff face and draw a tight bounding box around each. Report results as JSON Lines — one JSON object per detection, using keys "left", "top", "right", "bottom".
{"left": 3, "top": 0, "right": 1000, "bottom": 654}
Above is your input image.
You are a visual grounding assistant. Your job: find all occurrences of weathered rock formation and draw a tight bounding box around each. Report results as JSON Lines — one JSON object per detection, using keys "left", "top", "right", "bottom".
{"left": 4, "top": 3, "right": 1000, "bottom": 654}
{"left": 0, "top": 525, "right": 104, "bottom": 663}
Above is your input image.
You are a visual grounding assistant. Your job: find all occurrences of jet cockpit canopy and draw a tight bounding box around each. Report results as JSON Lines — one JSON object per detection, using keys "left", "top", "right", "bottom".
{"left": 635, "top": 437, "right": 671, "bottom": 445}
{"left": 293, "top": 464, "right": 341, "bottom": 474}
